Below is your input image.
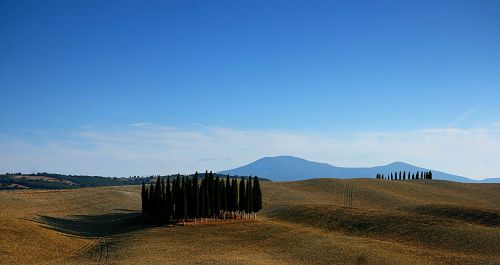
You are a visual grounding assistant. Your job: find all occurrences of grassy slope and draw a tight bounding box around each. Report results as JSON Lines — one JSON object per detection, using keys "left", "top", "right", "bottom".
{"left": 0, "top": 179, "right": 499, "bottom": 264}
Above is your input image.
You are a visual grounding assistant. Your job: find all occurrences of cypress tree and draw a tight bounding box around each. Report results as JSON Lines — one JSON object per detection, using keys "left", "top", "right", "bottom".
{"left": 186, "top": 177, "right": 192, "bottom": 220}
{"left": 208, "top": 171, "right": 214, "bottom": 218}
{"left": 239, "top": 177, "right": 246, "bottom": 218}
{"left": 192, "top": 172, "right": 200, "bottom": 221}
{"left": 141, "top": 182, "right": 147, "bottom": 215}
{"left": 252, "top": 176, "right": 262, "bottom": 219}
{"left": 149, "top": 183, "right": 155, "bottom": 215}
{"left": 154, "top": 177, "right": 162, "bottom": 215}
{"left": 403, "top": 171, "right": 406, "bottom": 180}
{"left": 412, "top": 173, "right": 415, "bottom": 179}
{"left": 225, "top": 175, "right": 231, "bottom": 214}
{"left": 161, "top": 178, "right": 166, "bottom": 217}
{"left": 199, "top": 178, "right": 206, "bottom": 220}
{"left": 399, "top": 171, "right": 402, "bottom": 180}
{"left": 246, "top": 178, "right": 253, "bottom": 218}
{"left": 416, "top": 171, "right": 420, "bottom": 179}
{"left": 166, "top": 177, "right": 173, "bottom": 220}
{"left": 214, "top": 176, "right": 220, "bottom": 218}
{"left": 221, "top": 181, "right": 227, "bottom": 219}
{"left": 232, "top": 177, "right": 238, "bottom": 218}
{"left": 204, "top": 177, "right": 211, "bottom": 218}
{"left": 181, "top": 176, "right": 188, "bottom": 223}
{"left": 174, "top": 174, "right": 181, "bottom": 219}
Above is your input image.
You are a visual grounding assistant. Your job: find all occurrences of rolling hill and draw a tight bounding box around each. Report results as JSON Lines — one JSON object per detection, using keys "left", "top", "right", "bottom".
{"left": 219, "top": 156, "right": 497, "bottom": 182}
{"left": 1, "top": 179, "right": 499, "bottom": 264}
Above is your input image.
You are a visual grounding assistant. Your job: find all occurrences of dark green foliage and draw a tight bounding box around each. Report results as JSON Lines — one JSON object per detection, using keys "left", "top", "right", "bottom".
{"left": 140, "top": 172, "right": 263, "bottom": 222}
{"left": 252, "top": 176, "right": 262, "bottom": 214}
{"left": 214, "top": 176, "right": 220, "bottom": 217}
{"left": 239, "top": 177, "right": 246, "bottom": 215}
{"left": 232, "top": 177, "right": 238, "bottom": 213}
{"left": 225, "top": 175, "right": 231, "bottom": 212}
{"left": 141, "top": 182, "right": 147, "bottom": 215}
{"left": 166, "top": 177, "right": 173, "bottom": 220}
{"left": 221, "top": 181, "right": 227, "bottom": 213}
{"left": 204, "top": 177, "right": 211, "bottom": 217}
{"left": 246, "top": 178, "right": 253, "bottom": 215}
{"left": 192, "top": 172, "right": 200, "bottom": 219}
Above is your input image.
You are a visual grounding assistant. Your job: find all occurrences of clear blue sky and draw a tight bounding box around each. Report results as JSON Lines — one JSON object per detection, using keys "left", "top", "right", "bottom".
{"left": 1, "top": 0, "right": 499, "bottom": 178}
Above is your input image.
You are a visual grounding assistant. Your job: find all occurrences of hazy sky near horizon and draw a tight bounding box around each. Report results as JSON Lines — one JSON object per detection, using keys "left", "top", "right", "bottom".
{"left": 1, "top": 0, "right": 499, "bottom": 179}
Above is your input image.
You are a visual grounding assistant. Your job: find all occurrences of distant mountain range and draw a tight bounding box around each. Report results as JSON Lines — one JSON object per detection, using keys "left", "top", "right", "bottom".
{"left": 218, "top": 156, "right": 500, "bottom": 183}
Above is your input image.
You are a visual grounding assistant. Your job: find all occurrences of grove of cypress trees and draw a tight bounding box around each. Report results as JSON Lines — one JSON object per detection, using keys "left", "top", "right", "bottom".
{"left": 252, "top": 176, "right": 262, "bottom": 219}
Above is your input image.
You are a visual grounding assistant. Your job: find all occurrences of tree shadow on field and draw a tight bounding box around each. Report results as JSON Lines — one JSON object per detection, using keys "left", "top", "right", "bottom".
{"left": 33, "top": 210, "right": 158, "bottom": 237}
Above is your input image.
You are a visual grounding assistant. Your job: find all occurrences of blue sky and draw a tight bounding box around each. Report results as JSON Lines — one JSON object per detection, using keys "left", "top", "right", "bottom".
{"left": 1, "top": 0, "right": 499, "bottom": 178}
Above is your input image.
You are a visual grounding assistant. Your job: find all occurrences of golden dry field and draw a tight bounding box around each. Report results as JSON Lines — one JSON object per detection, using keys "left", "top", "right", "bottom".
{"left": 1, "top": 179, "right": 499, "bottom": 265}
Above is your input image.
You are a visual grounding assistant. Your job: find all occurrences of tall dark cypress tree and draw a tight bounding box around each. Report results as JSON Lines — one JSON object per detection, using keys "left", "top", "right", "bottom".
{"left": 199, "top": 178, "right": 206, "bottom": 220}
{"left": 239, "top": 177, "right": 246, "bottom": 218}
{"left": 166, "top": 177, "right": 173, "bottom": 220}
{"left": 141, "top": 182, "right": 147, "bottom": 215}
{"left": 214, "top": 176, "right": 220, "bottom": 218}
{"left": 186, "top": 177, "right": 192, "bottom": 220}
{"left": 154, "top": 177, "right": 162, "bottom": 215}
{"left": 161, "top": 178, "right": 166, "bottom": 217}
{"left": 246, "top": 178, "right": 253, "bottom": 218}
{"left": 174, "top": 174, "right": 181, "bottom": 219}
{"left": 149, "top": 183, "right": 155, "bottom": 215}
{"left": 399, "top": 171, "right": 402, "bottom": 180}
{"left": 232, "top": 177, "right": 238, "bottom": 218}
{"left": 403, "top": 171, "right": 406, "bottom": 180}
{"left": 225, "top": 175, "right": 231, "bottom": 215}
{"left": 204, "top": 177, "right": 211, "bottom": 218}
{"left": 192, "top": 172, "right": 200, "bottom": 221}
{"left": 429, "top": 171, "right": 433, "bottom": 180}
{"left": 181, "top": 176, "right": 187, "bottom": 223}
{"left": 221, "top": 181, "right": 227, "bottom": 218}
{"left": 252, "top": 176, "right": 262, "bottom": 219}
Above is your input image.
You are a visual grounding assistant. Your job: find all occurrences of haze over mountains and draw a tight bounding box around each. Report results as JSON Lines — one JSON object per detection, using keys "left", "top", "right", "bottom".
{"left": 219, "top": 156, "right": 500, "bottom": 183}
